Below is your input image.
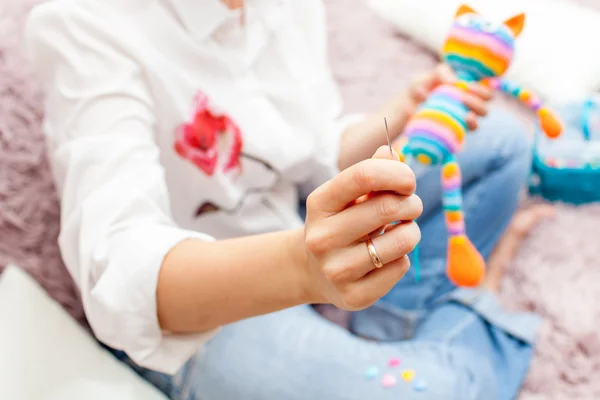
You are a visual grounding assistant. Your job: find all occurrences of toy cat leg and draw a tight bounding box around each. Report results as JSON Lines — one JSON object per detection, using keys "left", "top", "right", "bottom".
{"left": 483, "top": 78, "right": 563, "bottom": 138}
{"left": 441, "top": 156, "right": 485, "bottom": 287}
{"left": 391, "top": 142, "right": 423, "bottom": 281}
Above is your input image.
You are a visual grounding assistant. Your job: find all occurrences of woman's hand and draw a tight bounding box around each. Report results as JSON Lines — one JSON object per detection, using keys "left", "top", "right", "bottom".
{"left": 402, "top": 63, "right": 493, "bottom": 131}
{"left": 338, "top": 63, "right": 494, "bottom": 170}
{"left": 157, "top": 146, "right": 420, "bottom": 332}
{"left": 303, "top": 146, "right": 422, "bottom": 310}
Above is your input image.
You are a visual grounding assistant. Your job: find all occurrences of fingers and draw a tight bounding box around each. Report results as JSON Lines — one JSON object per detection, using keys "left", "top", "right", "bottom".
{"left": 323, "top": 193, "right": 422, "bottom": 249}
{"left": 434, "top": 63, "right": 457, "bottom": 84}
{"left": 435, "top": 63, "right": 492, "bottom": 122}
{"left": 309, "top": 146, "right": 416, "bottom": 214}
{"left": 466, "top": 82, "right": 494, "bottom": 101}
{"left": 372, "top": 143, "right": 401, "bottom": 161}
{"left": 410, "top": 83, "right": 431, "bottom": 104}
{"left": 462, "top": 84, "right": 492, "bottom": 130}
{"left": 466, "top": 112, "right": 478, "bottom": 131}
{"left": 345, "top": 256, "right": 411, "bottom": 309}
{"left": 411, "top": 64, "right": 456, "bottom": 100}
{"left": 322, "top": 222, "right": 420, "bottom": 283}
{"left": 348, "top": 146, "right": 404, "bottom": 206}
{"left": 356, "top": 221, "right": 420, "bottom": 269}
{"left": 463, "top": 92, "right": 489, "bottom": 117}
{"left": 434, "top": 63, "right": 493, "bottom": 101}
{"left": 412, "top": 64, "right": 492, "bottom": 119}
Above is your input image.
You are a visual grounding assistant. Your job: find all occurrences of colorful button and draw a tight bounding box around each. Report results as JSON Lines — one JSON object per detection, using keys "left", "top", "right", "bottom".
{"left": 413, "top": 378, "right": 428, "bottom": 392}
{"left": 365, "top": 366, "right": 379, "bottom": 380}
{"left": 381, "top": 374, "right": 397, "bottom": 388}
{"left": 388, "top": 358, "right": 401, "bottom": 368}
{"left": 401, "top": 369, "right": 416, "bottom": 382}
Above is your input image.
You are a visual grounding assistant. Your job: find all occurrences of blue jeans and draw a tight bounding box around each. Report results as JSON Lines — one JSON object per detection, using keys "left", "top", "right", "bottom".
{"left": 108, "top": 107, "right": 541, "bottom": 400}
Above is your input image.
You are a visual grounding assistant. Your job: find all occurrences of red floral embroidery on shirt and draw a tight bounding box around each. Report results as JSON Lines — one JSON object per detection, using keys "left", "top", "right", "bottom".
{"left": 174, "top": 92, "right": 243, "bottom": 176}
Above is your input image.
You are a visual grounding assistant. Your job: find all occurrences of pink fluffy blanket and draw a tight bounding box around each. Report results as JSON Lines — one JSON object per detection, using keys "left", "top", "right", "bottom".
{"left": 1, "top": 0, "right": 599, "bottom": 398}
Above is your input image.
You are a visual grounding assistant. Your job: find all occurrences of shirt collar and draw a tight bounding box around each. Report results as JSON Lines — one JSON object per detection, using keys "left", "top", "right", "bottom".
{"left": 163, "top": 0, "right": 289, "bottom": 41}
{"left": 163, "top": 0, "right": 240, "bottom": 40}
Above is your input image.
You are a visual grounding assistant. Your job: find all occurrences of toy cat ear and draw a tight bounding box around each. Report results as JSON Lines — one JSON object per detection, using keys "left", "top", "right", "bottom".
{"left": 503, "top": 13, "right": 525, "bottom": 37}
{"left": 454, "top": 4, "right": 478, "bottom": 18}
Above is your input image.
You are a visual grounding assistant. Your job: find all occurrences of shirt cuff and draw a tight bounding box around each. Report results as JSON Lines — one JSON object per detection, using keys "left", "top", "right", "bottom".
{"left": 325, "top": 113, "right": 367, "bottom": 177}
{"left": 88, "top": 224, "right": 217, "bottom": 375}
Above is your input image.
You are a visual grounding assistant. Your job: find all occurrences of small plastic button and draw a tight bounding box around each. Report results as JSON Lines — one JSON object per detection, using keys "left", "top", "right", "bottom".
{"left": 381, "top": 374, "right": 397, "bottom": 388}
{"left": 401, "top": 369, "right": 416, "bottom": 382}
{"left": 365, "top": 366, "right": 379, "bottom": 380}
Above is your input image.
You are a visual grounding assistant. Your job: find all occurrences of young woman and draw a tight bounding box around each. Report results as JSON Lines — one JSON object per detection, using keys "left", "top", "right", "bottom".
{"left": 25, "top": 0, "right": 550, "bottom": 398}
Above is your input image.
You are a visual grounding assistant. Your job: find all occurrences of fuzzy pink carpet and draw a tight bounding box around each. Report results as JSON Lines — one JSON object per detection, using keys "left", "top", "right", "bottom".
{"left": 1, "top": 0, "right": 599, "bottom": 398}
{"left": 0, "top": 0, "right": 86, "bottom": 326}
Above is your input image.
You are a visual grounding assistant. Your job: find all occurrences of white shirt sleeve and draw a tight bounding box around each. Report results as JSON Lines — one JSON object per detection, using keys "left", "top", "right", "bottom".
{"left": 25, "top": 5, "right": 217, "bottom": 375}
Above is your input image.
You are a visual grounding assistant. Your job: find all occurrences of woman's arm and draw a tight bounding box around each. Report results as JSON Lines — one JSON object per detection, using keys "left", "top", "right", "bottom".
{"left": 157, "top": 228, "right": 310, "bottom": 333}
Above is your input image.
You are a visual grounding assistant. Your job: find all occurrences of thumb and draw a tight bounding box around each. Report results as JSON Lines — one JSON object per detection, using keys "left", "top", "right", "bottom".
{"left": 372, "top": 145, "right": 402, "bottom": 162}
{"left": 372, "top": 144, "right": 413, "bottom": 191}
{"left": 349, "top": 145, "right": 403, "bottom": 206}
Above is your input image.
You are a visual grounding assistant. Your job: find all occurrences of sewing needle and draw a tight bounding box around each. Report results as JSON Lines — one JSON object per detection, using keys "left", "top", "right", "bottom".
{"left": 384, "top": 117, "right": 394, "bottom": 160}
{"left": 378, "top": 117, "right": 398, "bottom": 237}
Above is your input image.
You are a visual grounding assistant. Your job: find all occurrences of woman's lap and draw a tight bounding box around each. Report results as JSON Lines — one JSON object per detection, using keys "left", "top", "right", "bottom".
{"left": 178, "top": 290, "right": 539, "bottom": 400}
{"left": 180, "top": 304, "right": 490, "bottom": 400}
{"left": 109, "top": 107, "right": 541, "bottom": 400}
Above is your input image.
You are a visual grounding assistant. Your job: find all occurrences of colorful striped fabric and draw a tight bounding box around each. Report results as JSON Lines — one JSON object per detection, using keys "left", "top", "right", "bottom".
{"left": 403, "top": 84, "right": 469, "bottom": 163}
{"left": 441, "top": 161, "right": 465, "bottom": 236}
{"left": 443, "top": 12, "right": 515, "bottom": 82}
{"left": 393, "top": 4, "right": 563, "bottom": 288}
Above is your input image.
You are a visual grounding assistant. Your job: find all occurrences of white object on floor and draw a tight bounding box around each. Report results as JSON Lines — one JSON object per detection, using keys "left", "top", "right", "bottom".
{"left": 368, "top": 0, "right": 600, "bottom": 103}
{"left": 0, "top": 265, "right": 169, "bottom": 400}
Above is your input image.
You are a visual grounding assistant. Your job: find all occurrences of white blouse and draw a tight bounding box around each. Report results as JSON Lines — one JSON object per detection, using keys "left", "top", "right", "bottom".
{"left": 25, "top": 0, "right": 362, "bottom": 374}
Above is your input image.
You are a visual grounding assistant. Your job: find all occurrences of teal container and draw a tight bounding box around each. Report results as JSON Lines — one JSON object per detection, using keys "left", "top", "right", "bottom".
{"left": 529, "top": 97, "right": 600, "bottom": 205}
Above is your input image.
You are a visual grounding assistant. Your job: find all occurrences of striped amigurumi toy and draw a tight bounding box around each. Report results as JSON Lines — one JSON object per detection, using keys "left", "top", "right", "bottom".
{"left": 392, "top": 4, "right": 563, "bottom": 287}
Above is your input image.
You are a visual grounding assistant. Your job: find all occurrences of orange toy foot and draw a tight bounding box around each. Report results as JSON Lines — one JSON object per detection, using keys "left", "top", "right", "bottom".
{"left": 447, "top": 235, "right": 486, "bottom": 287}
{"left": 537, "top": 107, "right": 563, "bottom": 139}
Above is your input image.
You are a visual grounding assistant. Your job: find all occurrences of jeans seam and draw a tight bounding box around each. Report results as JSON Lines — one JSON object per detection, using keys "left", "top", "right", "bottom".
{"left": 179, "top": 355, "right": 197, "bottom": 400}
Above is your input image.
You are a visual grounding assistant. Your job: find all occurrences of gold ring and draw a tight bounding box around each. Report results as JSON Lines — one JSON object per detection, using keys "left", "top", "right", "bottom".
{"left": 366, "top": 238, "right": 384, "bottom": 268}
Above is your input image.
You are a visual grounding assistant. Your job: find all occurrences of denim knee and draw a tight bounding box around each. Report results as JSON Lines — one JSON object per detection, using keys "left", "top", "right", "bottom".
{"left": 478, "top": 107, "right": 532, "bottom": 174}
{"left": 450, "top": 346, "right": 498, "bottom": 400}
